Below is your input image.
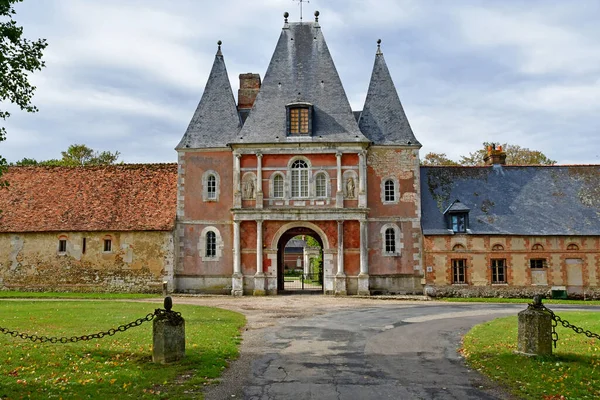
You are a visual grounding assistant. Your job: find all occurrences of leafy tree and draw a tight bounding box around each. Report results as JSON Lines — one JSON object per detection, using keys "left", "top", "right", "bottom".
{"left": 1, "top": 0, "right": 48, "bottom": 184}
{"left": 13, "top": 144, "right": 121, "bottom": 166}
{"left": 421, "top": 152, "right": 459, "bottom": 166}
{"left": 422, "top": 143, "right": 556, "bottom": 166}
{"left": 459, "top": 142, "right": 556, "bottom": 166}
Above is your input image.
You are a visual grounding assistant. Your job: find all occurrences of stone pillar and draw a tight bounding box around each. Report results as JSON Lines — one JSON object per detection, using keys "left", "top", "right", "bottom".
{"left": 358, "top": 150, "right": 367, "bottom": 208}
{"left": 335, "top": 220, "right": 347, "bottom": 295}
{"left": 233, "top": 153, "right": 242, "bottom": 208}
{"left": 517, "top": 299, "right": 553, "bottom": 356}
{"left": 232, "top": 221, "right": 243, "bottom": 296}
{"left": 256, "top": 152, "right": 263, "bottom": 209}
{"left": 152, "top": 299, "right": 185, "bottom": 364}
{"left": 358, "top": 219, "right": 370, "bottom": 295}
{"left": 335, "top": 151, "right": 343, "bottom": 208}
{"left": 253, "top": 220, "right": 266, "bottom": 296}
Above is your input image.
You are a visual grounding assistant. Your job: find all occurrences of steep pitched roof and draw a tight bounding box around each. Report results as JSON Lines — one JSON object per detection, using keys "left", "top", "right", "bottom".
{"left": 177, "top": 44, "right": 241, "bottom": 149}
{"left": 421, "top": 165, "right": 600, "bottom": 236}
{"left": 234, "top": 21, "right": 369, "bottom": 144}
{"left": 358, "top": 42, "right": 420, "bottom": 146}
{"left": 0, "top": 164, "right": 177, "bottom": 233}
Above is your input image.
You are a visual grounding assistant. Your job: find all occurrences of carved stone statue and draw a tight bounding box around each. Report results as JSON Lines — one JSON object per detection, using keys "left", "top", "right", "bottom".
{"left": 244, "top": 177, "right": 255, "bottom": 199}
{"left": 345, "top": 177, "right": 356, "bottom": 199}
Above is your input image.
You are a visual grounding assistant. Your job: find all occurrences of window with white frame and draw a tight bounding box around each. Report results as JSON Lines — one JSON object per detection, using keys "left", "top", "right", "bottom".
{"left": 207, "top": 175, "right": 216, "bottom": 199}
{"left": 199, "top": 227, "right": 223, "bottom": 261}
{"left": 205, "top": 231, "right": 216, "bottom": 258}
{"left": 315, "top": 172, "right": 327, "bottom": 197}
{"left": 381, "top": 177, "right": 399, "bottom": 204}
{"left": 273, "top": 174, "right": 284, "bottom": 198}
{"left": 380, "top": 224, "right": 401, "bottom": 256}
{"left": 291, "top": 160, "right": 309, "bottom": 198}
{"left": 202, "top": 170, "right": 220, "bottom": 202}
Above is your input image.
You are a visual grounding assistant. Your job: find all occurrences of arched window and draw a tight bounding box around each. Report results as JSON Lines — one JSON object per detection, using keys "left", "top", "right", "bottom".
{"left": 385, "top": 228, "right": 396, "bottom": 254}
{"left": 315, "top": 173, "right": 327, "bottom": 197}
{"left": 567, "top": 243, "right": 579, "bottom": 251}
{"left": 207, "top": 175, "right": 216, "bottom": 199}
{"left": 532, "top": 243, "right": 544, "bottom": 251}
{"left": 206, "top": 231, "right": 216, "bottom": 258}
{"left": 202, "top": 170, "right": 220, "bottom": 202}
{"left": 273, "top": 174, "right": 284, "bottom": 198}
{"left": 492, "top": 244, "right": 504, "bottom": 251}
{"left": 291, "top": 160, "right": 309, "bottom": 198}
{"left": 452, "top": 244, "right": 466, "bottom": 252}
{"left": 384, "top": 179, "right": 395, "bottom": 202}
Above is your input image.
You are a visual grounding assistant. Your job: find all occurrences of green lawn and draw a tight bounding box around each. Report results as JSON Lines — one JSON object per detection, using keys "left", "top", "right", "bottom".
{"left": 462, "top": 312, "right": 600, "bottom": 399}
{"left": 0, "top": 291, "right": 161, "bottom": 299}
{"left": 442, "top": 297, "right": 600, "bottom": 306}
{"left": 0, "top": 301, "right": 245, "bottom": 399}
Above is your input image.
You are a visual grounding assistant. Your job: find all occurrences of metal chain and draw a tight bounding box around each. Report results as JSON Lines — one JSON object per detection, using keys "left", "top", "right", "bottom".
{"left": 529, "top": 298, "right": 600, "bottom": 348}
{"left": 0, "top": 308, "right": 182, "bottom": 344}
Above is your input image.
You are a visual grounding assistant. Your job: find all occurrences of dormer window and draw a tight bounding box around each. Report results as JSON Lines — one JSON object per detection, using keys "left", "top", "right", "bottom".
{"left": 444, "top": 200, "right": 470, "bottom": 233}
{"left": 286, "top": 102, "right": 313, "bottom": 136}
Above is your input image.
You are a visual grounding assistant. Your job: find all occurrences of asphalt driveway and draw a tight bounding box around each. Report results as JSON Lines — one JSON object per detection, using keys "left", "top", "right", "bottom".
{"left": 167, "top": 296, "right": 596, "bottom": 400}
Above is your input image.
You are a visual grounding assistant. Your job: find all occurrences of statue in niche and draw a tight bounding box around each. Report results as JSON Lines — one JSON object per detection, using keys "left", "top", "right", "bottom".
{"left": 345, "top": 177, "right": 356, "bottom": 199}
{"left": 244, "top": 177, "right": 255, "bottom": 199}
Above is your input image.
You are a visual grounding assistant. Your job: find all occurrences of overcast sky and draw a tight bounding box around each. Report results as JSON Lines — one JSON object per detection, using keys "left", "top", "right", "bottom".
{"left": 3, "top": 0, "right": 599, "bottom": 164}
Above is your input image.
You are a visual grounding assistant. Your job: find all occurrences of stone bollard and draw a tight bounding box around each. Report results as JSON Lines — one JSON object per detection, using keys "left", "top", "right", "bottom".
{"left": 153, "top": 296, "right": 185, "bottom": 364}
{"left": 517, "top": 295, "right": 552, "bottom": 356}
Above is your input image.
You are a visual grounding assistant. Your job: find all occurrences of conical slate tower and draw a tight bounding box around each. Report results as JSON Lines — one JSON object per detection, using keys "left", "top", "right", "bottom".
{"left": 234, "top": 15, "right": 369, "bottom": 144}
{"left": 359, "top": 40, "right": 420, "bottom": 146}
{"left": 176, "top": 41, "right": 241, "bottom": 149}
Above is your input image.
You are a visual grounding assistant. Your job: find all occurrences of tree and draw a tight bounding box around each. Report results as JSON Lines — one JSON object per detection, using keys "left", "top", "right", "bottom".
{"left": 422, "top": 143, "right": 556, "bottom": 166}
{"left": 459, "top": 142, "right": 556, "bottom": 166}
{"left": 1, "top": 0, "right": 48, "bottom": 183}
{"left": 421, "top": 152, "right": 459, "bottom": 166}
{"left": 13, "top": 144, "right": 121, "bottom": 166}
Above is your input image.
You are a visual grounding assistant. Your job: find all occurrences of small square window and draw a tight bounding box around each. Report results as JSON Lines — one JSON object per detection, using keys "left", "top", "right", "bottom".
{"left": 103, "top": 239, "right": 112, "bottom": 252}
{"left": 58, "top": 239, "right": 67, "bottom": 253}
{"left": 451, "top": 214, "right": 466, "bottom": 233}
{"left": 530, "top": 259, "right": 546, "bottom": 269}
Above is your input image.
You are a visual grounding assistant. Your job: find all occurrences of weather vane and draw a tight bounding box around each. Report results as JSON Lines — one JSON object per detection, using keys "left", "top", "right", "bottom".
{"left": 293, "top": 0, "right": 310, "bottom": 21}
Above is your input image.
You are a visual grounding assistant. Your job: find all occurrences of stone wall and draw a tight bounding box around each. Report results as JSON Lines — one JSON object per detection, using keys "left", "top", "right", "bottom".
{"left": 0, "top": 231, "right": 174, "bottom": 293}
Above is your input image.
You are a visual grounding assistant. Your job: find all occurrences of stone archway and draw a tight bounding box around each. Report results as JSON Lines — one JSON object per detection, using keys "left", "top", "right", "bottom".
{"left": 270, "top": 222, "right": 333, "bottom": 294}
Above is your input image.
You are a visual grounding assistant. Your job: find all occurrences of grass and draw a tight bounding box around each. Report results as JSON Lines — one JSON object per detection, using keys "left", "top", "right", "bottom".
{"left": 462, "top": 312, "right": 600, "bottom": 400}
{"left": 0, "top": 291, "right": 161, "bottom": 300}
{"left": 0, "top": 301, "right": 245, "bottom": 399}
{"left": 442, "top": 297, "right": 600, "bottom": 305}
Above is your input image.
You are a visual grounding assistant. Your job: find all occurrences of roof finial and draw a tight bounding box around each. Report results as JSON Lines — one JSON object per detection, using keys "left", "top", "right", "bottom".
{"left": 376, "top": 39, "right": 382, "bottom": 55}
{"left": 293, "top": 0, "right": 309, "bottom": 21}
{"left": 284, "top": 11, "right": 289, "bottom": 23}
{"left": 217, "top": 40, "right": 223, "bottom": 56}
{"left": 314, "top": 10, "right": 319, "bottom": 22}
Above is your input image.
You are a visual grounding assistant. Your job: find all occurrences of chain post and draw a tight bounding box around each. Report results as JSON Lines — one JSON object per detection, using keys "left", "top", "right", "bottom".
{"left": 0, "top": 300, "right": 182, "bottom": 345}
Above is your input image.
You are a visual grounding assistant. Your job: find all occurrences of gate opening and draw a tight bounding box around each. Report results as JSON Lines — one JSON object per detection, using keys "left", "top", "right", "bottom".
{"left": 276, "top": 227, "right": 323, "bottom": 294}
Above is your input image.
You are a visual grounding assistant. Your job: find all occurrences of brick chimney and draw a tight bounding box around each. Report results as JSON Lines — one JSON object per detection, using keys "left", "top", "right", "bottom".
{"left": 484, "top": 143, "right": 507, "bottom": 165}
{"left": 238, "top": 73, "right": 261, "bottom": 111}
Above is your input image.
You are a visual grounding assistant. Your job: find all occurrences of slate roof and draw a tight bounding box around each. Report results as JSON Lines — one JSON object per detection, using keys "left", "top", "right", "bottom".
{"left": 0, "top": 164, "right": 177, "bottom": 233}
{"left": 421, "top": 165, "right": 600, "bottom": 236}
{"left": 358, "top": 44, "right": 420, "bottom": 146}
{"left": 176, "top": 45, "right": 241, "bottom": 149}
{"left": 233, "top": 22, "right": 369, "bottom": 144}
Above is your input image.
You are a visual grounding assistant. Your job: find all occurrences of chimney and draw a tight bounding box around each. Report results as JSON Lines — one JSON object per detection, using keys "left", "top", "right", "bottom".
{"left": 238, "top": 73, "right": 261, "bottom": 122}
{"left": 484, "top": 143, "right": 507, "bottom": 165}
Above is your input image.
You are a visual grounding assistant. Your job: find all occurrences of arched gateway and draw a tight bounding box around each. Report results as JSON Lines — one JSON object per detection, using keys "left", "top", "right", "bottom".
{"left": 272, "top": 223, "right": 329, "bottom": 293}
